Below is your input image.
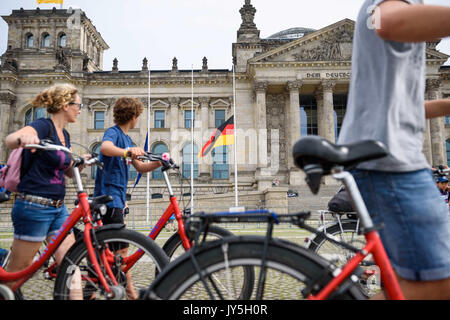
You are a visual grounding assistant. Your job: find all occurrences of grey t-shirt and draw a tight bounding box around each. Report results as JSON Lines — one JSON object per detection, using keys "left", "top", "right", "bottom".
{"left": 337, "top": 0, "right": 428, "bottom": 172}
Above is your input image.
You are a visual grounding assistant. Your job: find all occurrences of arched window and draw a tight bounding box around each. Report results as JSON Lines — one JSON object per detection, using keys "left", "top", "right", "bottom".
{"left": 91, "top": 143, "right": 102, "bottom": 180}
{"left": 151, "top": 143, "right": 169, "bottom": 179}
{"left": 300, "top": 95, "right": 318, "bottom": 136}
{"left": 25, "top": 34, "right": 34, "bottom": 48}
{"left": 58, "top": 33, "right": 67, "bottom": 47}
{"left": 333, "top": 94, "right": 347, "bottom": 143}
{"left": 446, "top": 139, "right": 450, "bottom": 167}
{"left": 25, "top": 107, "right": 47, "bottom": 126}
{"left": 41, "top": 33, "right": 51, "bottom": 47}
{"left": 182, "top": 144, "right": 198, "bottom": 179}
{"left": 212, "top": 146, "right": 229, "bottom": 179}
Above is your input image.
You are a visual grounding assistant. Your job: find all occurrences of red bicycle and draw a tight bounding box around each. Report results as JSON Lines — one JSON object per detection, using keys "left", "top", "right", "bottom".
{"left": 0, "top": 141, "right": 168, "bottom": 300}
{"left": 41, "top": 151, "right": 253, "bottom": 299}
{"left": 143, "top": 136, "right": 405, "bottom": 300}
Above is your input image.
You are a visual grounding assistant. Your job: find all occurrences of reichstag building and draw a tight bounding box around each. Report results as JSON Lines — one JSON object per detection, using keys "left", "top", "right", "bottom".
{"left": 1, "top": 0, "right": 449, "bottom": 194}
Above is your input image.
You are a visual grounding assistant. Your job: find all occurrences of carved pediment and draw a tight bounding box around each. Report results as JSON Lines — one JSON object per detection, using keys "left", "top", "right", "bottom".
{"left": 88, "top": 99, "right": 110, "bottom": 110}
{"left": 210, "top": 98, "right": 231, "bottom": 108}
{"left": 180, "top": 99, "right": 200, "bottom": 108}
{"left": 250, "top": 19, "right": 355, "bottom": 64}
{"left": 150, "top": 99, "right": 170, "bottom": 108}
{"left": 426, "top": 49, "right": 449, "bottom": 61}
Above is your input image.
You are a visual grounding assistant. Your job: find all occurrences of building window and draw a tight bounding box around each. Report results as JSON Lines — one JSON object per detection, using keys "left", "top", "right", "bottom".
{"left": 152, "top": 143, "right": 169, "bottom": 179}
{"left": 154, "top": 110, "right": 165, "bottom": 128}
{"left": 445, "top": 116, "right": 450, "bottom": 125}
{"left": 215, "top": 109, "right": 226, "bottom": 128}
{"left": 25, "top": 34, "right": 34, "bottom": 48}
{"left": 333, "top": 94, "right": 347, "bottom": 143}
{"left": 182, "top": 144, "right": 198, "bottom": 179}
{"left": 58, "top": 33, "right": 67, "bottom": 47}
{"left": 91, "top": 143, "right": 101, "bottom": 180}
{"left": 41, "top": 33, "right": 51, "bottom": 47}
{"left": 185, "top": 110, "right": 195, "bottom": 128}
{"left": 129, "top": 144, "right": 138, "bottom": 181}
{"left": 212, "top": 146, "right": 229, "bottom": 179}
{"left": 25, "top": 107, "right": 47, "bottom": 126}
{"left": 299, "top": 95, "right": 318, "bottom": 136}
{"left": 94, "top": 111, "right": 105, "bottom": 129}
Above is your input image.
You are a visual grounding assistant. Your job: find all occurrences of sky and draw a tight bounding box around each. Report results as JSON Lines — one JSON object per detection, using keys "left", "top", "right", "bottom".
{"left": 0, "top": 0, "right": 449, "bottom": 71}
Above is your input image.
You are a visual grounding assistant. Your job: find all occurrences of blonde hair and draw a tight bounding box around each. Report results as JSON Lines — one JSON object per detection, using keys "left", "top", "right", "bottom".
{"left": 31, "top": 84, "right": 78, "bottom": 114}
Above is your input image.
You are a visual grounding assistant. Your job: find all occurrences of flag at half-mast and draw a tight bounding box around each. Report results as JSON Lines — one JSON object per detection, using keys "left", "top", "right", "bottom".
{"left": 37, "top": 0, "right": 63, "bottom": 4}
{"left": 198, "top": 115, "right": 234, "bottom": 158}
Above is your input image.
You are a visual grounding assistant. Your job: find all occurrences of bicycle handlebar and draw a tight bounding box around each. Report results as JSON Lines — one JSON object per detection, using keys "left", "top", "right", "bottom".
{"left": 24, "top": 140, "right": 103, "bottom": 169}
{"left": 136, "top": 152, "right": 179, "bottom": 170}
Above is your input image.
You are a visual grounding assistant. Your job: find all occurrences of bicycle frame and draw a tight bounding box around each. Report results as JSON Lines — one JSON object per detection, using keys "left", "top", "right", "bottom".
{"left": 120, "top": 169, "right": 190, "bottom": 274}
{"left": 308, "top": 168, "right": 404, "bottom": 300}
{"left": 0, "top": 148, "right": 118, "bottom": 296}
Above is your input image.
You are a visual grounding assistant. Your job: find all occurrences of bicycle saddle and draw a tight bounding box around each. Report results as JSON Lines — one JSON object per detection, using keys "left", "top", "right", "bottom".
{"left": 292, "top": 136, "right": 388, "bottom": 194}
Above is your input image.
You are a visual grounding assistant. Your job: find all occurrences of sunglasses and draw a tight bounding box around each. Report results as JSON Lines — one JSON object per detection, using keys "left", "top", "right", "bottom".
{"left": 69, "top": 102, "right": 83, "bottom": 110}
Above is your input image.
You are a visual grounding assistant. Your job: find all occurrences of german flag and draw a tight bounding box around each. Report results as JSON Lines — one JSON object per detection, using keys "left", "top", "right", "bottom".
{"left": 198, "top": 115, "right": 234, "bottom": 158}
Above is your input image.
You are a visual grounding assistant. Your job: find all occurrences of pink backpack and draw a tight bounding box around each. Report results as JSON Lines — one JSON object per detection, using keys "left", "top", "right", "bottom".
{"left": 0, "top": 118, "right": 56, "bottom": 192}
{"left": 0, "top": 148, "right": 24, "bottom": 192}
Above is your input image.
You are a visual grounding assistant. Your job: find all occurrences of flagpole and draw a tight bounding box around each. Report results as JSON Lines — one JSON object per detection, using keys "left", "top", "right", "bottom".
{"left": 191, "top": 65, "right": 195, "bottom": 215}
{"left": 232, "top": 65, "right": 238, "bottom": 207}
{"left": 146, "top": 67, "right": 151, "bottom": 225}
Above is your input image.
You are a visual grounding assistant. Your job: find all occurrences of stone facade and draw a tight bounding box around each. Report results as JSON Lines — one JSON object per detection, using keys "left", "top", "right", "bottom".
{"left": 0, "top": 0, "right": 449, "bottom": 197}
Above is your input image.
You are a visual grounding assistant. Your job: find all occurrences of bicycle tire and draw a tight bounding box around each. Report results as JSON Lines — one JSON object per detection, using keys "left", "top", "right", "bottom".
{"left": 161, "top": 225, "right": 255, "bottom": 299}
{"left": 307, "top": 220, "right": 381, "bottom": 297}
{"left": 146, "top": 235, "right": 365, "bottom": 300}
{"left": 53, "top": 228, "right": 169, "bottom": 300}
{"left": 0, "top": 284, "right": 14, "bottom": 300}
{"left": 162, "top": 225, "right": 233, "bottom": 260}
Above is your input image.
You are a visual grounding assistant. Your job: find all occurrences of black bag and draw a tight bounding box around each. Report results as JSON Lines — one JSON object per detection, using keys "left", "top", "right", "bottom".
{"left": 328, "top": 187, "right": 354, "bottom": 213}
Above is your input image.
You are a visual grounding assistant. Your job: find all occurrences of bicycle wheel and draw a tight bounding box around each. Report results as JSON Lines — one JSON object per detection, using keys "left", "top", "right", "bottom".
{"left": 0, "top": 284, "right": 14, "bottom": 300}
{"left": 307, "top": 220, "right": 381, "bottom": 297}
{"left": 146, "top": 235, "right": 365, "bottom": 300}
{"left": 162, "top": 225, "right": 233, "bottom": 261}
{"left": 161, "top": 225, "right": 254, "bottom": 299}
{"left": 53, "top": 227, "right": 169, "bottom": 300}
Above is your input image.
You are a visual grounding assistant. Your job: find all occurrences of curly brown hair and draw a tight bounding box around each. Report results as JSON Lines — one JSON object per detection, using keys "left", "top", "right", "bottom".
{"left": 31, "top": 84, "right": 78, "bottom": 114}
{"left": 113, "top": 97, "right": 144, "bottom": 125}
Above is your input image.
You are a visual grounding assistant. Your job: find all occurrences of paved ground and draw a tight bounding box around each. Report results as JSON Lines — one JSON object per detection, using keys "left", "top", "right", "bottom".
{"left": 0, "top": 225, "right": 316, "bottom": 300}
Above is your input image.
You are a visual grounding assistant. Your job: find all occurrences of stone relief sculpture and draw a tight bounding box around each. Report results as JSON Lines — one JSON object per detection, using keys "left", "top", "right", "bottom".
{"left": 292, "top": 29, "right": 353, "bottom": 61}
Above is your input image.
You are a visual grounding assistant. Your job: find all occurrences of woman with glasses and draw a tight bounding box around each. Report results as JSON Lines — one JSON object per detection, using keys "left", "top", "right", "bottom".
{"left": 4, "top": 84, "right": 86, "bottom": 299}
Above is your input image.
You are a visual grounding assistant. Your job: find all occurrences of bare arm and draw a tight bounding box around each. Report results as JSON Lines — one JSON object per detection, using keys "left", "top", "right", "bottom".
{"left": 5, "top": 126, "right": 39, "bottom": 149}
{"left": 375, "top": 1, "right": 450, "bottom": 42}
{"left": 425, "top": 99, "right": 450, "bottom": 119}
{"left": 131, "top": 159, "right": 162, "bottom": 174}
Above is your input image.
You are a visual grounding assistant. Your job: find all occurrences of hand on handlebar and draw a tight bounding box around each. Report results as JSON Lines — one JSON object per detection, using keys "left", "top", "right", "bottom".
{"left": 126, "top": 147, "right": 146, "bottom": 159}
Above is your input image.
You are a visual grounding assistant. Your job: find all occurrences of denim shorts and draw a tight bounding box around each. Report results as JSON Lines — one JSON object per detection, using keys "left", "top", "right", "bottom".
{"left": 11, "top": 198, "right": 69, "bottom": 242}
{"left": 352, "top": 169, "right": 450, "bottom": 281}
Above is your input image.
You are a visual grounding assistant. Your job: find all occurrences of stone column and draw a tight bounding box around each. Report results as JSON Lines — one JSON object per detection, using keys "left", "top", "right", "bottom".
{"left": 199, "top": 97, "right": 210, "bottom": 181}
{"left": 316, "top": 80, "right": 336, "bottom": 143}
{"left": 286, "top": 80, "right": 302, "bottom": 167}
{"left": 426, "top": 79, "right": 445, "bottom": 166}
{"left": 168, "top": 97, "right": 180, "bottom": 166}
{"left": 286, "top": 80, "right": 304, "bottom": 185}
{"left": 254, "top": 81, "right": 268, "bottom": 169}
{"left": 0, "top": 93, "right": 16, "bottom": 163}
{"left": 254, "top": 81, "right": 271, "bottom": 190}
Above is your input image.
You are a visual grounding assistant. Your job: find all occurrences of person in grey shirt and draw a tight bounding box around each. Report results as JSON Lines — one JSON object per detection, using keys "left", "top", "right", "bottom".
{"left": 338, "top": 0, "right": 450, "bottom": 299}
